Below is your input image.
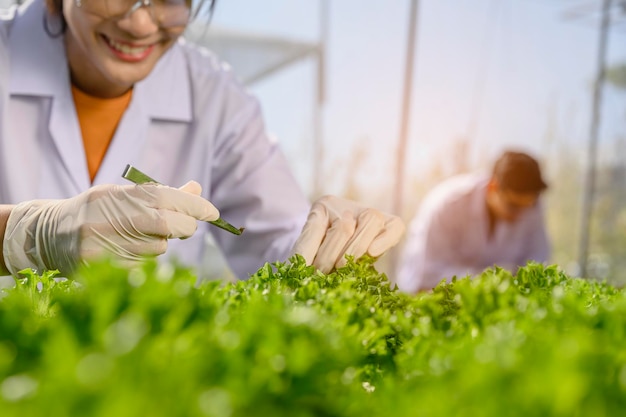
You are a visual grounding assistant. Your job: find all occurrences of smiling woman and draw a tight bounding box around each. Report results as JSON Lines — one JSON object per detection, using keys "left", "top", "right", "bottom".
{"left": 41, "top": 0, "right": 215, "bottom": 97}
{"left": 0, "top": 0, "right": 404, "bottom": 279}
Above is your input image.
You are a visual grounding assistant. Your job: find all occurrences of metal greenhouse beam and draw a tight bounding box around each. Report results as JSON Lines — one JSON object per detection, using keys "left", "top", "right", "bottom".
{"left": 312, "top": 0, "right": 329, "bottom": 199}
{"left": 578, "top": 0, "right": 613, "bottom": 278}
{"left": 393, "top": 0, "right": 420, "bottom": 219}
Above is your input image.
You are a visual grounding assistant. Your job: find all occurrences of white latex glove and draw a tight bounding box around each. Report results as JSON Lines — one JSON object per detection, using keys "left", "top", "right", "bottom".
{"left": 291, "top": 195, "right": 405, "bottom": 273}
{"left": 2, "top": 182, "right": 218, "bottom": 276}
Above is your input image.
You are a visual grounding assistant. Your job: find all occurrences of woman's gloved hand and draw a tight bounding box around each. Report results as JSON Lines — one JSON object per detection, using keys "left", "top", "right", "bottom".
{"left": 291, "top": 195, "right": 405, "bottom": 273}
{"left": 2, "top": 181, "right": 218, "bottom": 276}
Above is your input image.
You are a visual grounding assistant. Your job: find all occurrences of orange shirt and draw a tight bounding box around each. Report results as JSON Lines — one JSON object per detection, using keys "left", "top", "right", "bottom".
{"left": 71, "top": 85, "right": 133, "bottom": 182}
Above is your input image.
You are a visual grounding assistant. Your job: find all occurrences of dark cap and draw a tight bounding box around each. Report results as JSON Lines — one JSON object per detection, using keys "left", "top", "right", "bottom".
{"left": 492, "top": 151, "right": 548, "bottom": 193}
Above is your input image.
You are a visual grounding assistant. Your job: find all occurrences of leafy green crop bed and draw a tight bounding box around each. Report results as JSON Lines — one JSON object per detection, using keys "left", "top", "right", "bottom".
{"left": 1, "top": 257, "right": 625, "bottom": 417}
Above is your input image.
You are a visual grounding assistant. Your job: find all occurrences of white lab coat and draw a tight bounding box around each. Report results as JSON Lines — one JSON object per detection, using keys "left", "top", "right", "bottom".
{"left": 0, "top": 0, "right": 310, "bottom": 279}
{"left": 396, "top": 173, "right": 550, "bottom": 293}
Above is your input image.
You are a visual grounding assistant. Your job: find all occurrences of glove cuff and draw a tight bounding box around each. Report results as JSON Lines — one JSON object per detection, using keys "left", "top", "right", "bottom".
{"left": 3, "top": 200, "right": 56, "bottom": 276}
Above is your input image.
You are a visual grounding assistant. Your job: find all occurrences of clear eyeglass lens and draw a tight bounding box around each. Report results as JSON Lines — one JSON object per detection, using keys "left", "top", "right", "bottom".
{"left": 82, "top": 0, "right": 192, "bottom": 28}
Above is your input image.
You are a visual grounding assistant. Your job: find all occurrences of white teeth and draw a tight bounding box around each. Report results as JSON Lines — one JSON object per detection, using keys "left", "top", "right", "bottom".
{"left": 106, "top": 38, "right": 150, "bottom": 56}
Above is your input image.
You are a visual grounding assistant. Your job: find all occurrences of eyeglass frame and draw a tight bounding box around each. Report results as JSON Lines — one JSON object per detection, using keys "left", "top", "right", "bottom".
{"left": 76, "top": 0, "right": 197, "bottom": 29}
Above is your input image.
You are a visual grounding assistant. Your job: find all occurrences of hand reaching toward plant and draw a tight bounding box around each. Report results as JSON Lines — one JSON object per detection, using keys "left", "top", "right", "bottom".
{"left": 291, "top": 195, "right": 405, "bottom": 273}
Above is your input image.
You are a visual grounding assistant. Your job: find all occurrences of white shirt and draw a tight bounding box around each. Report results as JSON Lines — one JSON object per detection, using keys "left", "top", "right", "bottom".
{"left": 0, "top": 0, "right": 310, "bottom": 279}
{"left": 396, "top": 173, "right": 550, "bottom": 292}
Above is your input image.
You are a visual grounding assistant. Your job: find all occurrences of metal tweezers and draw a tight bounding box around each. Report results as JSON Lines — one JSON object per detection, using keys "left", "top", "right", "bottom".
{"left": 122, "top": 164, "right": 245, "bottom": 236}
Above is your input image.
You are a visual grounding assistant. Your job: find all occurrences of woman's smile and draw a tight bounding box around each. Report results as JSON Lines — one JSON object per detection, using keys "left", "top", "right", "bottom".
{"left": 100, "top": 34, "right": 156, "bottom": 62}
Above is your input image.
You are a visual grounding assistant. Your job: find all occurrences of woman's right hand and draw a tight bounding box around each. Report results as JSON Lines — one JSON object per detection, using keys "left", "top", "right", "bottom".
{"left": 2, "top": 182, "right": 219, "bottom": 276}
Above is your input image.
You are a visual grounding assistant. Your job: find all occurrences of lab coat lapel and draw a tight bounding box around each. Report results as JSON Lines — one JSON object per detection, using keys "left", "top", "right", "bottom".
{"left": 48, "top": 96, "right": 91, "bottom": 191}
{"left": 91, "top": 97, "right": 149, "bottom": 185}
{"left": 9, "top": 0, "right": 192, "bottom": 188}
{"left": 136, "top": 40, "right": 192, "bottom": 123}
{"left": 9, "top": 0, "right": 90, "bottom": 192}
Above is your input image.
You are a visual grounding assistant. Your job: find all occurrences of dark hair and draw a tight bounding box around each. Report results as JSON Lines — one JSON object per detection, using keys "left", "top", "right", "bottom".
{"left": 43, "top": 0, "right": 217, "bottom": 37}
{"left": 492, "top": 151, "right": 548, "bottom": 193}
{"left": 45, "top": 0, "right": 62, "bottom": 14}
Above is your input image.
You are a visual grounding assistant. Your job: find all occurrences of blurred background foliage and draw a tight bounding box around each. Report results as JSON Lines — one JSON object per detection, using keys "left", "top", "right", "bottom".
{"left": 1, "top": 0, "right": 625, "bottom": 285}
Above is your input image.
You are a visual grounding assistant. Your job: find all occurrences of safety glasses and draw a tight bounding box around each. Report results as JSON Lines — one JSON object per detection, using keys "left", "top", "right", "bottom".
{"left": 78, "top": 0, "right": 197, "bottom": 29}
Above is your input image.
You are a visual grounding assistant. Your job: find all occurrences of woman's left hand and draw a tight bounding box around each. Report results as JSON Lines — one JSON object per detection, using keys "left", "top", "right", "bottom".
{"left": 291, "top": 195, "right": 405, "bottom": 273}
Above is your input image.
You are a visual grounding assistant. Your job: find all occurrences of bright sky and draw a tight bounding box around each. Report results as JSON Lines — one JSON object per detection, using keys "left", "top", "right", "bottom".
{"left": 211, "top": 0, "right": 626, "bottom": 212}
{"left": 2, "top": 0, "right": 623, "bottom": 211}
